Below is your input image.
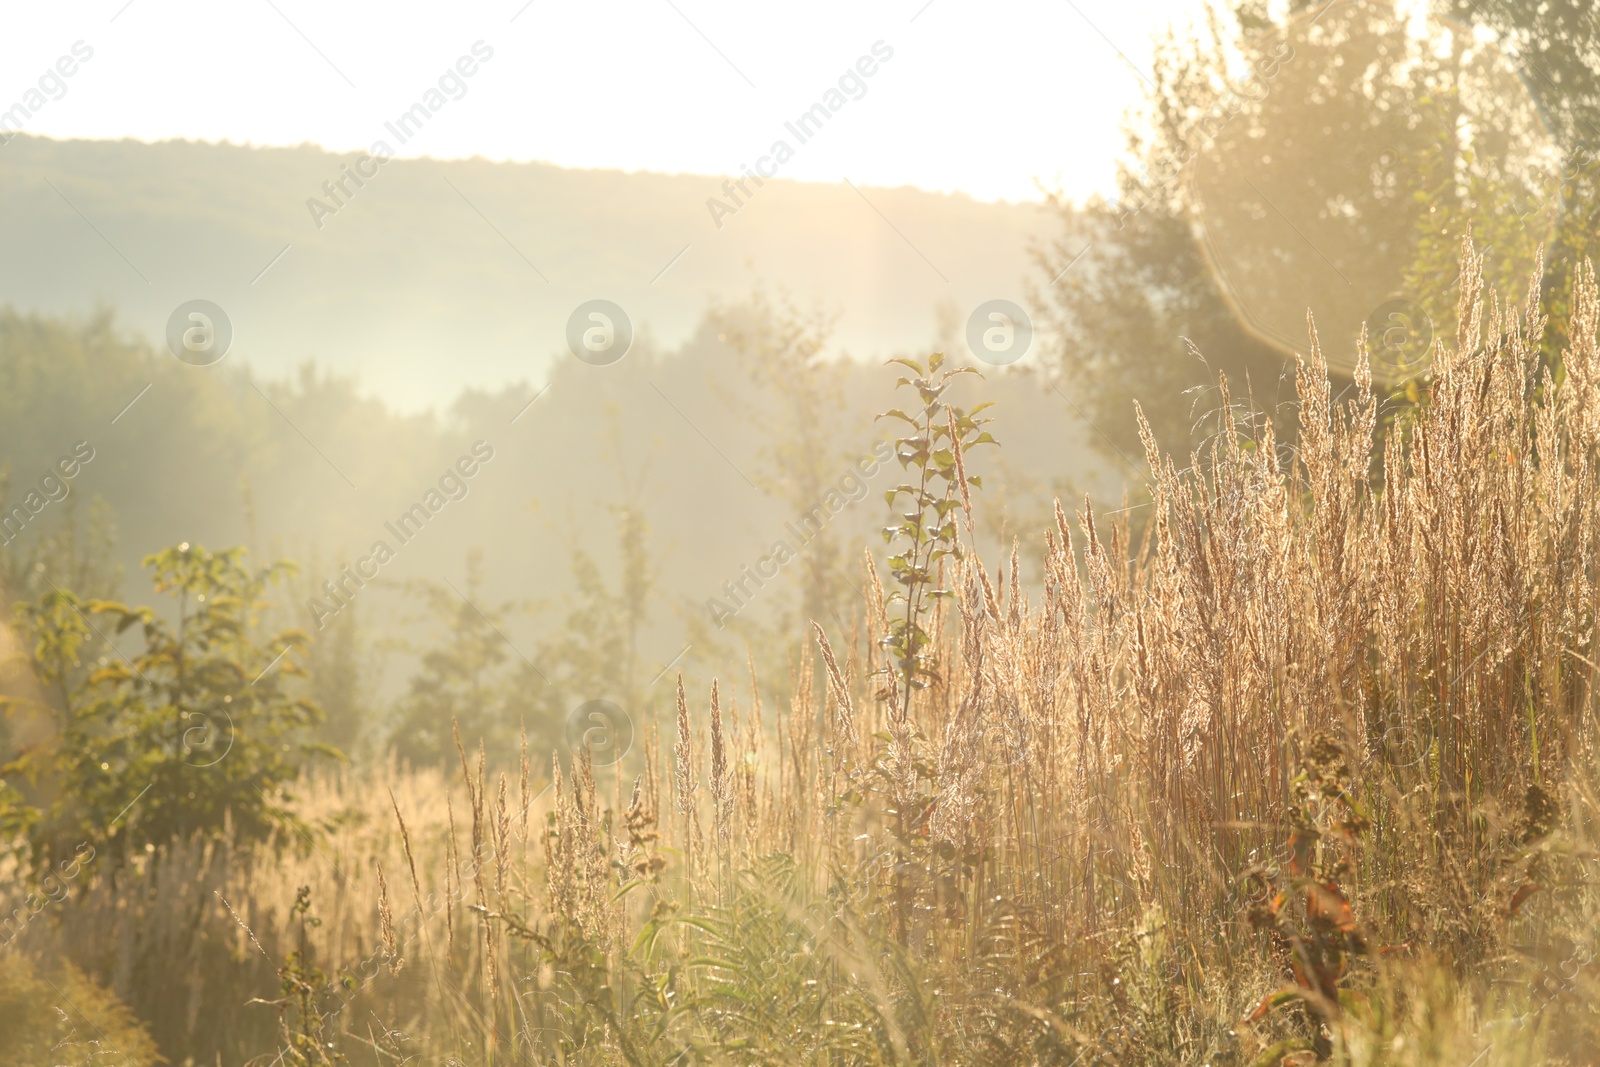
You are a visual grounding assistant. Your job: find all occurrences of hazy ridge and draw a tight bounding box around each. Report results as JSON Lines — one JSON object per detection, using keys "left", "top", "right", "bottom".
{"left": 0, "top": 134, "right": 1049, "bottom": 410}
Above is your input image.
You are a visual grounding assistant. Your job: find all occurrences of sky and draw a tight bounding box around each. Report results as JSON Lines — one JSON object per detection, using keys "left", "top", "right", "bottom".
{"left": 0, "top": 0, "right": 1207, "bottom": 204}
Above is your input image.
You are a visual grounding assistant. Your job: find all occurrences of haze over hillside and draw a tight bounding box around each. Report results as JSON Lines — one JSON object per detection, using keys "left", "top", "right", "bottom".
{"left": 0, "top": 135, "right": 1049, "bottom": 409}
{"left": 0, "top": 303, "right": 1119, "bottom": 720}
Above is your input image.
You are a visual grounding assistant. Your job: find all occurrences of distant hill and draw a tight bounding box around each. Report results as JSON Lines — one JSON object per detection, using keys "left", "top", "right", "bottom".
{"left": 0, "top": 135, "right": 1049, "bottom": 410}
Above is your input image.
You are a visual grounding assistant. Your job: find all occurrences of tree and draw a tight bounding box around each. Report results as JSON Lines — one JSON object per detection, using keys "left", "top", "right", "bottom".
{"left": 1040, "top": 197, "right": 1287, "bottom": 462}
{"left": 1447, "top": 0, "right": 1600, "bottom": 151}
{"left": 1435, "top": 0, "right": 1600, "bottom": 353}
{"left": 0, "top": 544, "right": 332, "bottom": 877}
{"left": 1043, "top": 0, "right": 1560, "bottom": 456}
{"left": 521, "top": 483, "right": 656, "bottom": 756}
{"left": 289, "top": 551, "right": 372, "bottom": 761}
{"left": 0, "top": 490, "right": 122, "bottom": 608}
{"left": 1040, "top": 3, "right": 1308, "bottom": 461}
{"left": 387, "top": 549, "right": 522, "bottom": 767}
{"left": 301, "top": 599, "right": 369, "bottom": 761}
{"left": 0, "top": 491, "right": 122, "bottom": 761}
{"left": 715, "top": 291, "right": 857, "bottom": 632}
{"left": 1207, "top": 2, "right": 1552, "bottom": 362}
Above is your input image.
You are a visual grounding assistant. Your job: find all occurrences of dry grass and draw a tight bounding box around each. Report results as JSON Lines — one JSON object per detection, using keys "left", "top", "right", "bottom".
{"left": 7, "top": 240, "right": 1600, "bottom": 1065}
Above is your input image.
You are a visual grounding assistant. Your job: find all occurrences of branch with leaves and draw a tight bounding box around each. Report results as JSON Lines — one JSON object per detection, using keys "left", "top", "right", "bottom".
{"left": 875, "top": 351, "right": 998, "bottom": 723}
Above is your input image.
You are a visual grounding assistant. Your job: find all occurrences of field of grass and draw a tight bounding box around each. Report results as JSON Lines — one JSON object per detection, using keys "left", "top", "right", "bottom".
{"left": 4, "top": 242, "right": 1600, "bottom": 1065}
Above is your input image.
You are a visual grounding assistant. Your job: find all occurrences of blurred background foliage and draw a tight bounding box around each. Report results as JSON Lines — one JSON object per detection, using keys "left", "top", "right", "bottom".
{"left": 1042, "top": 0, "right": 1600, "bottom": 456}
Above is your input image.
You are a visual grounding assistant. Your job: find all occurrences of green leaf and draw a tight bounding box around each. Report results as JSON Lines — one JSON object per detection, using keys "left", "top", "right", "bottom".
{"left": 610, "top": 878, "right": 651, "bottom": 904}
{"left": 1246, "top": 1038, "right": 1316, "bottom": 1067}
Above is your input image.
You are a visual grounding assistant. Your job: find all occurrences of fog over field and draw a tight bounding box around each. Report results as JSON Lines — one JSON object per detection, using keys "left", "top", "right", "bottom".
{"left": 2, "top": 2, "right": 1599, "bottom": 1064}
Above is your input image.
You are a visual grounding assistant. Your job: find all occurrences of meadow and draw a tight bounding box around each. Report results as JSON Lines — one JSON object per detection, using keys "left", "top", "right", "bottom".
{"left": 2, "top": 241, "right": 1597, "bottom": 1066}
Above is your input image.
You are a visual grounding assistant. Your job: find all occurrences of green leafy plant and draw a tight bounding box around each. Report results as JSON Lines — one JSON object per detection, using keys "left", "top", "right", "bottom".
{"left": 252, "top": 886, "right": 351, "bottom": 1067}
{"left": 876, "top": 351, "right": 997, "bottom": 716}
{"left": 515, "top": 855, "right": 914, "bottom": 1066}
{"left": 387, "top": 550, "right": 524, "bottom": 767}
{"left": 1, "top": 543, "right": 333, "bottom": 876}
{"left": 872, "top": 351, "right": 998, "bottom": 949}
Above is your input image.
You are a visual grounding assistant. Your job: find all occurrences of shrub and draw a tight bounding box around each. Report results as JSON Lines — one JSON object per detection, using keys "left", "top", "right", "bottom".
{"left": 1, "top": 543, "right": 334, "bottom": 877}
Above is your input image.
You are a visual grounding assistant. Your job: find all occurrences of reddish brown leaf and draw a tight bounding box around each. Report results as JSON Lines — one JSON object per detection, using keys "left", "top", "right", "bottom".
{"left": 1307, "top": 882, "right": 1357, "bottom": 931}
{"left": 1508, "top": 882, "right": 1540, "bottom": 916}
{"left": 1246, "top": 987, "right": 1307, "bottom": 1022}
